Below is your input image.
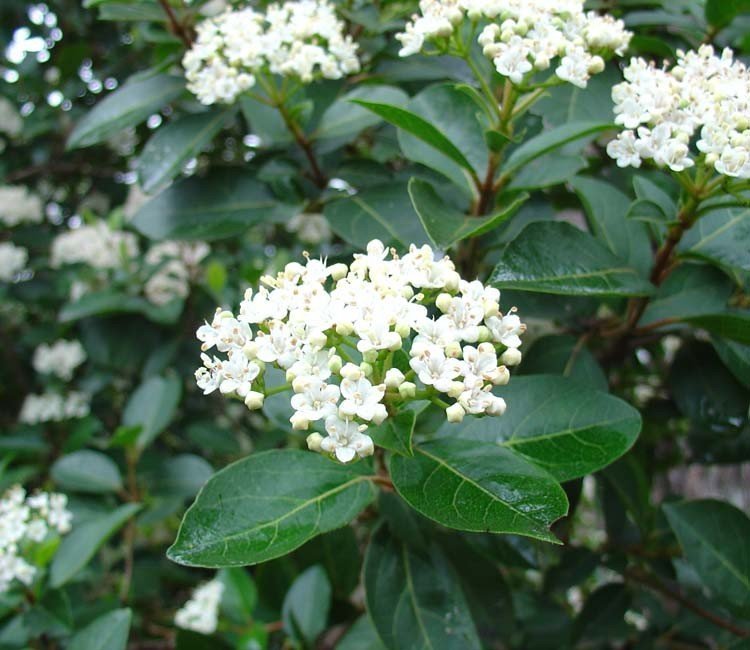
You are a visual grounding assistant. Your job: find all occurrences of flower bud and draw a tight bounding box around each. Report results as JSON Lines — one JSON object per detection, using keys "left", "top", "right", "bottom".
{"left": 486, "top": 397, "right": 507, "bottom": 416}
{"left": 395, "top": 321, "right": 411, "bottom": 338}
{"left": 243, "top": 341, "right": 259, "bottom": 359}
{"left": 444, "top": 341, "right": 462, "bottom": 359}
{"left": 363, "top": 349, "right": 379, "bottom": 364}
{"left": 338, "top": 401, "right": 357, "bottom": 418}
{"left": 306, "top": 432, "right": 323, "bottom": 452}
{"left": 436, "top": 293, "right": 453, "bottom": 313}
{"left": 307, "top": 330, "right": 328, "bottom": 349}
{"left": 329, "top": 263, "right": 348, "bottom": 281}
{"left": 360, "top": 362, "right": 374, "bottom": 377}
{"left": 500, "top": 348, "right": 522, "bottom": 366}
{"left": 398, "top": 381, "right": 417, "bottom": 399}
{"left": 477, "top": 326, "right": 492, "bottom": 342}
{"left": 484, "top": 301, "right": 500, "bottom": 318}
{"left": 371, "top": 404, "right": 388, "bottom": 425}
{"left": 340, "top": 363, "right": 362, "bottom": 381}
{"left": 335, "top": 321, "right": 354, "bottom": 336}
{"left": 446, "top": 403, "right": 466, "bottom": 423}
{"left": 291, "top": 413, "right": 310, "bottom": 430}
{"left": 328, "top": 355, "right": 343, "bottom": 374}
{"left": 292, "top": 376, "right": 311, "bottom": 393}
{"left": 492, "top": 366, "right": 510, "bottom": 386}
{"left": 285, "top": 368, "right": 297, "bottom": 382}
{"left": 284, "top": 262, "right": 305, "bottom": 278}
{"left": 445, "top": 271, "right": 461, "bottom": 292}
{"left": 244, "top": 391, "right": 264, "bottom": 410}
{"left": 384, "top": 368, "right": 406, "bottom": 389}
{"left": 387, "top": 333, "right": 403, "bottom": 351}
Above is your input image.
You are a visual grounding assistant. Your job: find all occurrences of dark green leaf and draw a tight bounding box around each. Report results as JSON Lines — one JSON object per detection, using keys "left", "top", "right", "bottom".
{"left": 364, "top": 524, "right": 481, "bottom": 650}
{"left": 436, "top": 376, "right": 641, "bottom": 482}
{"left": 122, "top": 374, "right": 182, "bottom": 451}
{"left": 68, "top": 609, "right": 132, "bottom": 650}
{"left": 664, "top": 499, "right": 750, "bottom": 614}
{"left": 68, "top": 74, "right": 184, "bottom": 149}
{"left": 490, "top": 221, "right": 654, "bottom": 297}
{"left": 315, "top": 86, "right": 408, "bottom": 140}
{"left": 132, "top": 170, "right": 295, "bottom": 241}
{"left": 281, "top": 565, "right": 331, "bottom": 646}
{"left": 506, "top": 154, "right": 586, "bottom": 191}
{"left": 713, "top": 338, "right": 750, "bottom": 389}
{"left": 681, "top": 206, "right": 750, "bottom": 277}
{"left": 218, "top": 567, "right": 257, "bottom": 625}
{"left": 572, "top": 584, "right": 631, "bottom": 643}
{"left": 167, "top": 450, "right": 377, "bottom": 567}
{"left": 50, "top": 503, "right": 141, "bottom": 587}
{"left": 368, "top": 410, "right": 415, "bottom": 457}
{"left": 51, "top": 450, "right": 122, "bottom": 494}
{"left": 518, "top": 334, "right": 608, "bottom": 390}
{"left": 390, "top": 439, "right": 567, "bottom": 543}
{"left": 59, "top": 291, "right": 182, "bottom": 325}
{"left": 148, "top": 454, "right": 213, "bottom": 498}
{"left": 137, "top": 109, "right": 231, "bottom": 192}
{"left": 408, "top": 177, "right": 526, "bottom": 249}
{"left": 338, "top": 616, "right": 386, "bottom": 650}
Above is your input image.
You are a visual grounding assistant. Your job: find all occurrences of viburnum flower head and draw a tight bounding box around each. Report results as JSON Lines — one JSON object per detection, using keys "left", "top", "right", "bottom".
{"left": 183, "top": 0, "right": 360, "bottom": 105}
{"left": 607, "top": 45, "right": 750, "bottom": 178}
{"left": 194, "top": 239, "right": 525, "bottom": 463}
{"left": 397, "top": 0, "right": 631, "bottom": 88}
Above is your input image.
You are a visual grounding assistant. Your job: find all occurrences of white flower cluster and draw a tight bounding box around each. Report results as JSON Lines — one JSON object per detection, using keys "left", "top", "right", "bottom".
{"left": 607, "top": 45, "right": 750, "bottom": 177}
{"left": 174, "top": 579, "right": 224, "bottom": 634}
{"left": 397, "top": 0, "right": 630, "bottom": 88}
{"left": 0, "top": 485, "right": 72, "bottom": 593}
{"left": 0, "top": 97, "right": 22, "bottom": 139}
{"left": 0, "top": 242, "right": 28, "bottom": 282}
{"left": 286, "top": 212, "right": 332, "bottom": 245}
{"left": 195, "top": 239, "right": 525, "bottom": 463}
{"left": 144, "top": 241, "right": 210, "bottom": 306}
{"left": 183, "top": 0, "right": 360, "bottom": 105}
{"left": 32, "top": 340, "right": 87, "bottom": 381}
{"left": 19, "top": 391, "right": 90, "bottom": 424}
{"left": 50, "top": 221, "right": 138, "bottom": 270}
{"left": 0, "top": 185, "right": 43, "bottom": 227}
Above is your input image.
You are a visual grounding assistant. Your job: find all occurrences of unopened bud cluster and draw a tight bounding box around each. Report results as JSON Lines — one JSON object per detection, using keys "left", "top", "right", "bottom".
{"left": 397, "top": 0, "right": 630, "bottom": 88}
{"left": 0, "top": 485, "right": 72, "bottom": 593}
{"left": 195, "top": 239, "right": 525, "bottom": 463}
{"left": 174, "top": 579, "right": 224, "bottom": 634}
{"left": 607, "top": 45, "right": 750, "bottom": 178}
{"left": 183, "top": 0, "right": 360, "bottom": 105}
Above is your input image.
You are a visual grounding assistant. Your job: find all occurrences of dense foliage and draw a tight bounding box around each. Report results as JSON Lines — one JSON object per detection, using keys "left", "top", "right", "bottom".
{"left": 2, "top": 0, "right": 750, "bottom": 648}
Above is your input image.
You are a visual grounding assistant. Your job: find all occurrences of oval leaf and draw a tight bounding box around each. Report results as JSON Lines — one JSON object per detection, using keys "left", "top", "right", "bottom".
{"left": 490, "top": 221, "right": 655, "bottom": 296}
{"left": 390, "top": 439, "right": 568, "bottom": 543}
{"left": 68, "top": 608, "right": 132, "bottom": 650}
{"left": 315, "top": 85, "right": 408, "bottom": 140}
{"left": 51, "top": 450, "right": 122, "bottom": 494}
{"left": 167, "top": 450, "right": 377, "bottom": 567}
{"left": 122, "top": 374, "right": 182, "bottom": 451}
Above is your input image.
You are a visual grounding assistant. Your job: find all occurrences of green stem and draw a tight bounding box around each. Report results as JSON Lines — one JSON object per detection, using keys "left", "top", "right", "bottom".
{"left": 265, "top": 382, "right": 292, "bottom": 397}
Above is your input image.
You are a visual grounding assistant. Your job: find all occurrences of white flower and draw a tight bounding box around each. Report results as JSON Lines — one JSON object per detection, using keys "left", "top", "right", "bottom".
{"left": 0, "top": 186, "right": 43, "bottom": 227}
{"left": 175, "top": 579, "right": 224, "bottom": 634}
{"left": 486, "top": 312, "right": 525, "bottom": 349}
{"left": 290, "top": 378, "right": 340, "bottom": 422}
{"left": 320, "top": 415, "right": 374, "bottom": 462}
{"left": 409, "top": 348, "right": 462, "bottom": 392}
{"left": 32, "top": 340, "right": 87, "bottom": 381}
{"left": 286, "top": 212, "right": 332, "bottom": 244}
{"left": 339, "top": 377, "right": 386, "bottom": 422}
{"left": 0, "top": 97, "right": 22, "bottom": 138}
{"left": 19, "top": 392, "right": 90, "bottom": 424}
{"left": 50, "top": 222, "right": 138, "bottom": 270}
{"left": 0, "top": 242, "right": 28, "bottom": 282}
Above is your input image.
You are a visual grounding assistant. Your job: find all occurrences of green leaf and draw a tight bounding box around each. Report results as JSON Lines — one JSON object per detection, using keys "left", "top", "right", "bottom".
{"left": 364, "top": 523, "right": 481, "bottom": 650}
{"left": 681, "top": 206, "right": 750, "bottom": 277}
{"left": 435, "top": 375, "right": 641, "bottom": 482}
{"left": 353, "top": 99, "right": 478, "bottom": 177}
{"left": 500, "top": 121, "right": 613, "bottom": 177}
{"left": 282, "top": 565, "right": 332, "bottom": 646}
{"left": 315, "top": 85, "right": 408, "bottom": 140}
{"left": 67, "top": 74, "right": 184, "bottom": 149}
{"left": 323, "top": 183, "right": 429, "bottom": 249}
{"left": 664, "top": 499, "right": 750, "bottom": 614}
{"left": 338, "top": 616, "right": 386, "bottom": 650}
{"left": 50, "top": 503, "right": 141, "bottom": 587}
{"left": 633, "top": 175, "right": 677, "bottom": 219}
{"left": 571, "top": 176, "right": 651, "bottom": 274}
{"left": 59, "top": 290, "right": 182, "bottom": 325}
{"left": 506, "top": 154, "right": 586, "bottom": 191}
{"left": 518, "top": 334, "right": 608, "bottom": 391}
{"left": 572, "top": 584, "right": 631, "bottom": 643}
{"left": 390, "top": 439, "right": 567, "bottom": 543}
{"left": 240, "top": 95, "right": 293, "bottom": 147}
{"left": 167, "top": 450, "right": 377, "bottom": 567}
{"left": 705, "top": 0, "right": 750, "bottom": 27}
{"left": 68, "top": 609, "right": 132, "bottom": 650}
{"left": 51, "top": 450, "right": 122, "bottom": 494}
{"left": 122, "top": 375, "right": 182, "bottom": 451}
{"left": 137, "top": 109, "right": 231, "bottom": 193}
{"left": 408, "top": 177, "right": 527, "bottom": 249}
{"left": 218, "top": 567, "right": 257, "bottom": 625}
{"left": 132, "top": 170, "right": 295, "bottom": 241}
{"left": 490, "top": 221, "right": 655, "bottom": 297}
{"left": 368, "top": 410, "right": 415, "bottom": 457}
{"left": 147, "top": 454, "right": 213, "bottom": 498}
{"left": 713, "top": 338, "right": 750, "bottom": 389}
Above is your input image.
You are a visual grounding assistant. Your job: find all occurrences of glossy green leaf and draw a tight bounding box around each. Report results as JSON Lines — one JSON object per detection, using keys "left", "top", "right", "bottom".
{"left": 167, "top": 450, "right": 377, "bottom": 567}
{"left": 664, "top": 499, "right": 750, "bottom": 613}
{"left": 368, "top": 410, "right": 415, "bottom": 457}
{"left": 364, "top": 524, "right": 481, "bottom": 650}
{"left": 408, "top": 177, "right": 527, "bottom": 249}
{"left": 338, "top": 616, "right": 387, "bottom": 650}
{"left": 51, "top": 450, "right": 122, "bottom": 494}
{"left": 571, "top": 176, "right": 651, "bottom": 274}
{"left": 435, "top": 376, "right": 641, "bottom": 482}
{"left": 68, "top": 74, "right": 184, "bottom": 149}
{"left": 518, "top": 334, "right": 608, "bottom": 391}
{"left": 68, "top": 609, "right": 132, "bottom": 650}
{"left": 500, "top": 121, "right": 613, "bottom": 177}
{"left": 137, "top": 109, "right": 231, "bottom": 192}
{"left": 148, "top": 454, "right": 213, "bottom": 498}
{"left": 506, "top": 154, "right": 586, "bottom": 191}
{"left": 59, "top": 291, "right": 182, "bottom": 325}
{"left": 685, "top": 311, "right": 750, "bottom": 345}
{"left": 281, "top": 565, "right": 331, "bottom": 646}
{"left": 490, "top": 221, "right": 654, "bottom": 297}
{"left": 390, "top": 439, "right": 567, "bottom": 543}
{"left": 122, "top": 374, "right": 182, "bottom": 451}
{"left": 132, "top": 170, "right": 294, "bottom": 241}
{"left": 353, "top": 99, "right": 478, "bottom": 176}
{"left": 705, "top": 0, "right": 750, "bottom": 27}
{"left": 323, "top": 183, "right": 429, "bottom": 249}
{"left": 681, "top": 206, "right": 750, "bottom": 276}
{"left": 218, "top": 567, "right": 257, "bottom": 625}
{"left": 633, "top": 175, "right": 677, "bottom": 219}
{"left": 714, "top": 338, "right": 750, "bottom": 388}
{"left": 50, "top": 503, "right": 141, "bottom": 587}
{"left": 315, "top": 85, "right": 408, "bottom": 140}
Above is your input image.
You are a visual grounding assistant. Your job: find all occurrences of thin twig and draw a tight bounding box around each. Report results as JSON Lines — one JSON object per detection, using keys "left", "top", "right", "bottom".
{"left": 157, "top": 0, "right": 193, "bottom": 47}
